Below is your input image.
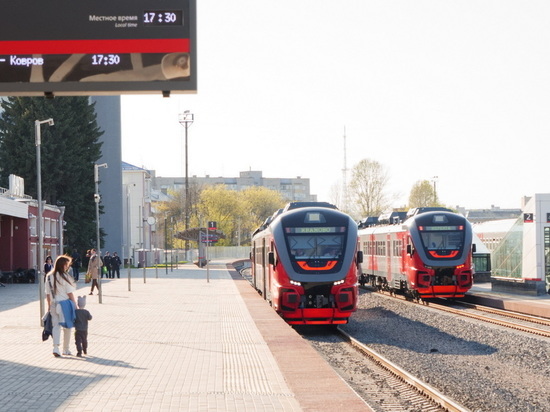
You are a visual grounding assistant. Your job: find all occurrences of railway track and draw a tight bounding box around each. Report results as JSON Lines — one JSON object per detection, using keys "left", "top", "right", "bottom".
{"left": 361, "top": 286, "right": 550, "bottom": 338}
{"left": 335, "top": 328, "right": 469, "bottom": 412}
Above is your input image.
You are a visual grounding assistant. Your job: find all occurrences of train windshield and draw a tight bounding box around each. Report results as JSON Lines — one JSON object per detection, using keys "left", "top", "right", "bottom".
{"left": 418, "top": 225, "right": 465, "bottom": 258}
{"left": 285, "top": 226, "right": 346, "bottom": 272}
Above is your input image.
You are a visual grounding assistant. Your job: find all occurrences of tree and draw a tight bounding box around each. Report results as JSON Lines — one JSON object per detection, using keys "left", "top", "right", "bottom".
{"left": 156, "top": 182, "right": 202, "bottom": 249}
{"left": 408, "top": 180, "right": 437, "bottom": 208}
{"left": 0, "top": 97, "right": 103, "bottom": 252}
{"left": 348, "top": 158, "right": 391, "bottom": 218}
{"left": 240, "top": 186, "right": 285, "bottom": 241}
{"left": 198, "top": 185, "right": 242, "bottom": 246}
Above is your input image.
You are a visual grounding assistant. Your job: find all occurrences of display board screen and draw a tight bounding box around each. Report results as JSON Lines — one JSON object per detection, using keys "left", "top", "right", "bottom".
{"left": 0, "top": 0, "right": 196, "bottom": 95}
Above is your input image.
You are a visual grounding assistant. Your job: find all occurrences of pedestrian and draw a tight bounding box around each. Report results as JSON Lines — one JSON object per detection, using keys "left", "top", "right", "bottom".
{"left": 103, "top": 251, "right": 112, "bottom": 278}
{"left": 74, "top": 295, "right": 92, "bottom": 357}
{"left": 86, "top": 248, "right": 102, "bottom": 295}
{"left": 71, "top": 249, "right": 81, "bottom": 282}
{"left": 45, "top": 255, "right": 78, "bottom": 357}
{"left": 111, "top": 252, "right": 122, "bottom": 279}
{"left": 43, "top": 255, "right": 53, "bottom": 280}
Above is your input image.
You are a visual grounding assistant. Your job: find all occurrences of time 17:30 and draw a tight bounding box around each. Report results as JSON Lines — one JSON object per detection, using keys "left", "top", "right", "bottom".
{"left": 91, "top": 54, "right": 121, "bottom": 66}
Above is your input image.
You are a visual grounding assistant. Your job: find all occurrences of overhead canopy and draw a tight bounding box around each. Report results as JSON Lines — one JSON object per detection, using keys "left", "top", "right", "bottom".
{"left": 0, "top": 196, "right": 28, "bottom": 219}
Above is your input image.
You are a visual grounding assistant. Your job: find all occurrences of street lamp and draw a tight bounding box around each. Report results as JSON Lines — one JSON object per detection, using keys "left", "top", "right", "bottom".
{"left": 432, "top": 176, "right": 439, "bottom": 205}
{"left": 94, "top": 162, "right": 108, "bottom": 304}
{"left": 178, "top": 110, "right": 194, "bottom": 261}
{"left": 35, "top": 118, "right": 54, "bottom": 324}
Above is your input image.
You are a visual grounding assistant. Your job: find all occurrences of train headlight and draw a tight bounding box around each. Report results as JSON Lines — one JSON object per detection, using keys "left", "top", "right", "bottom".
{"left": 333, "top": 279, "right": 345, "bottom": 286}
{"left": 290, "top": 280, "right": 301, "bottom": 286}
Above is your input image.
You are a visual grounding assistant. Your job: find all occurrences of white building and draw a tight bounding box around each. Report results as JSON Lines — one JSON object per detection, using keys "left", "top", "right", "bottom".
{"left": 122, "top": 162, "right": 155, "bottom": 267}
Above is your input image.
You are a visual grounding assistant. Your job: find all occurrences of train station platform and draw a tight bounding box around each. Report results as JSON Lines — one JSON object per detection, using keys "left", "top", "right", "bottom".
{"left": 466, "top": 282, "right": 550, "bottom": 318}
{"left": 0, "top": 261, "right": 369, "bottom": 411}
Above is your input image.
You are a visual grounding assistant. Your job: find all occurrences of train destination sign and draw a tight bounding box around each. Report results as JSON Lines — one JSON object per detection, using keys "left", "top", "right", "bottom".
{"left": 0, "top": 0, "right": 196, "bottom": 96}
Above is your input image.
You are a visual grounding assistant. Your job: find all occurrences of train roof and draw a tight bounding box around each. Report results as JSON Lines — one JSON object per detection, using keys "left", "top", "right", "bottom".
{"left": 406, "top": 207, "right": 453, "bottom": 218}
{"left": 283, "top": 201, "right": 338, "bottom": 212}
{"left": 252, "top": 203, "right": 340, "bottom": 236}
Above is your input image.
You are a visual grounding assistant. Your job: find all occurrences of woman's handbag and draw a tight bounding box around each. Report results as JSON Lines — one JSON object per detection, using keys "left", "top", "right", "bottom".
{"left": 85, "top": 273, "right": 91, "bottom": 283}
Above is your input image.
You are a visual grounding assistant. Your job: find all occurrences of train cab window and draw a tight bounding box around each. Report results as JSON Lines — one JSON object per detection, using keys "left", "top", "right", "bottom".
{"left": 418, "top": 225, "right": 465, "bottom": 258}
{"left": 285, "top": 226, "right": 346, "bottom": 273}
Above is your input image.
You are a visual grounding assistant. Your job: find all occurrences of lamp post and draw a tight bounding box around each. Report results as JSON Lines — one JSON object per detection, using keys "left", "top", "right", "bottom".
{"left": 432, "top": 176, "right": 439, "bottom": 205}
{"left": 126, "top": 184, "right": 132, "bottom": 291}
{"left": 178, "top": 110, "right": 194, "bottom": 261}
{"left": 35, "top": 118, "right": 54, "bottom": 324}
{"left": 94, "top": 162, "right": 108, "bottom": 304}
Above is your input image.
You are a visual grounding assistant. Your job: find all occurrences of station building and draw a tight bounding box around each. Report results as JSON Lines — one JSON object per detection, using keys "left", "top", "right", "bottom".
{"left": 473, "top": 194, "right": 550, "bottom": 295}
{"left": 0, "top": 175, "right": 64, "bottom": 282}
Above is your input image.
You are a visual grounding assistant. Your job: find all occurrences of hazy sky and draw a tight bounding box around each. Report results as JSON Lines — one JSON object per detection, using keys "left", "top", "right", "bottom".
{"left": 122, "top": 1, "right": 550, "bottom": 211}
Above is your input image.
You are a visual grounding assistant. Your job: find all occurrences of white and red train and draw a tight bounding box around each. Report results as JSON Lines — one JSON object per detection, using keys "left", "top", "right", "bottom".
{"left": 251, "top": 202, "right": 361, "bottom": 325}
{"left": 358, "top": 209, "right": 474, "bottom": 299}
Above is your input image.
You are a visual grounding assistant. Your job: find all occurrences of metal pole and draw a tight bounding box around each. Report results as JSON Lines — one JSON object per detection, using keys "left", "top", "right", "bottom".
{"left": 35, "top": 122, "right": 44, "bottom": 323}
{"left": 165, "top": 217, "right": 168, "bottom": 274}
{"left": 185, "top": 121, "right": 189, "bottom": 261}
{"left": 127, "top": 185, "right": 131, "bottom": 291}
{"left": 206, "top": 229, "right": 210, "bottom": 283}
{"left": 35, "top": 118, "right": 53, "bottom": 325}
{"left": 94, "top": 163, "right": 107, "bottom": 304}
{"left": 178, "top": 111, "right": 193, "bottom": 262}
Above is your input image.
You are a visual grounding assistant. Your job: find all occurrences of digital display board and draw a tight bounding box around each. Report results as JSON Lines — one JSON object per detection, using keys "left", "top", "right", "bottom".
{"left": 0, "top": 0, "right": 196, "bottom": 96}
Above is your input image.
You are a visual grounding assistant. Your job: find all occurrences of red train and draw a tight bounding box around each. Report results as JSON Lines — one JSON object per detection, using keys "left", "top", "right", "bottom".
{"left": 358, "top": 208, "right": 474, "bottom": 300}
{"left": 251, "top": 202, "right": 362, "bottom": 325}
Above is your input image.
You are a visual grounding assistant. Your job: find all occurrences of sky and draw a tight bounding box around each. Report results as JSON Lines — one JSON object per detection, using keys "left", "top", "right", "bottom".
{"left": 121, "top": 0, "right": 550, "bottom": 211}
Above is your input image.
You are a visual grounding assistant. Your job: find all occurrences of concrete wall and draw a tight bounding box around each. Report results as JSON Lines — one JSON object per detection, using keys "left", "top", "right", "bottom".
{"left": 91, "top": 96, "right": 123, "bottom": 257}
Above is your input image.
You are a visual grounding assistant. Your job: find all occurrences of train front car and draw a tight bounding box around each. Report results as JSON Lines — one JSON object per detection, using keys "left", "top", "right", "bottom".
{"left": 407, "top": 211, "right": 474, "bottom": 299}
{"left": 267, "top": 207, "right": 360, "bottom": 325}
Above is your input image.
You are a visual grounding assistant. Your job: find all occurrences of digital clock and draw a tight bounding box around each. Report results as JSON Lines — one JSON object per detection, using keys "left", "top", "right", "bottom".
{"left": 91, "top": 54, "right": 121, "bottom": 66}
{"left": 143, "top": 10, "right": 183, "bottom": 26}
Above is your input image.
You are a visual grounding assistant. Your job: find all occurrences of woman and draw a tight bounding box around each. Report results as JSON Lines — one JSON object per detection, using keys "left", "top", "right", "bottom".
{"left": 43, "top": 256, "right": 53, "bottom": 280}
{"left": 86, "top": 248, "right": 102, "bottom": 295}
{"left": 45, "top": 255, "right": 79, "bottom": 357}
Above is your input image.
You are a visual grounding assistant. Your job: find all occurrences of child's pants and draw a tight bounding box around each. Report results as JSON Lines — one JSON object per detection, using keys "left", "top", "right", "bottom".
{"left": 75, "top": 330, "right": 88, "bottom": 354}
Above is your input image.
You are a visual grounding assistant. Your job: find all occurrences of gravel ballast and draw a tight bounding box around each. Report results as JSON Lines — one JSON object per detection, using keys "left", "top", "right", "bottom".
{"left": 337, "top": 292, "right": 550, "bottom": 412}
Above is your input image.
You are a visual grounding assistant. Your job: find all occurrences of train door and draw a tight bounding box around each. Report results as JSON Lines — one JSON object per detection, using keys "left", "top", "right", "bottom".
{"left": 267, "top": 240, "right": 274, "bottom": 303}
{"left": 262, "top": 238, "right": 267, "bottom": 299}
{"left": 252, "top": 242, "right": 257, "bottom": 290}
{"left": 386, "top": 236, "right": 392, "bottom": 283}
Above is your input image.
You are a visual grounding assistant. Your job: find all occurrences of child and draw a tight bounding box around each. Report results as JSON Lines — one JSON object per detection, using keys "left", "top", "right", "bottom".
{"left": 74, "top": 296, "right": 93, "bottom": 357}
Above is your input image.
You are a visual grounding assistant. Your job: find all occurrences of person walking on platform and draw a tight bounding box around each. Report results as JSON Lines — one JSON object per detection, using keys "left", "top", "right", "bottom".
{"left": 71, "top": 250, "right": 81, "bottom": 282}
{"left": 103, "top": 251, "right": 112, "bottom": 278}
{"left": 45, "top": 255, "right": 78, "bottom": 357}
{"left": 111, "top": 252, "right": 122, "bottom": 279}
{"left": 74, "top": 295, "right": 92, "bottom": 357}
{"left": 86, "top": 249, "right": 102, "bottom": 295}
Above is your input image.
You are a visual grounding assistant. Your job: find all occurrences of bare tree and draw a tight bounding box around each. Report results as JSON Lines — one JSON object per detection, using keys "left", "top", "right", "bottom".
{"left": 348, "top": 158, "right": 391, "bottom": 218}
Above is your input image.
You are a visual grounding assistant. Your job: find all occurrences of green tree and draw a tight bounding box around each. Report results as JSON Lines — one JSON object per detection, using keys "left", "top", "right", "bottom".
{"left": 408, "top": 180, "right": 437, "bottom": 208}
{"left": 348, "top": 158, "right": 391, "bottom": 218}
{"left": 0, "top": 97, "right": 103, "bottom": 251}
{"left": 240, "top": 186, "right": 285, "bottom": 242}
{"left": 198, "top": 185, "right": 242, "bottom": 246}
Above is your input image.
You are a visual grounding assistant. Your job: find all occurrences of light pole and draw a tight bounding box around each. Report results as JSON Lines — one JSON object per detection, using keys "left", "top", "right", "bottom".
{"left": 126, "top": 184, "right": 132, "bottom": 291}
{"left": 432, "top": 176, "right": 439, "bottom": 205}
{"left": 178, "top": 110, "right": 194, "bottom": 261}
{"left": 35, "top": 118, "right": 54, "bottom": 324}
{"left": 94, "top": 162, "right": 108, "bottom": 304}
